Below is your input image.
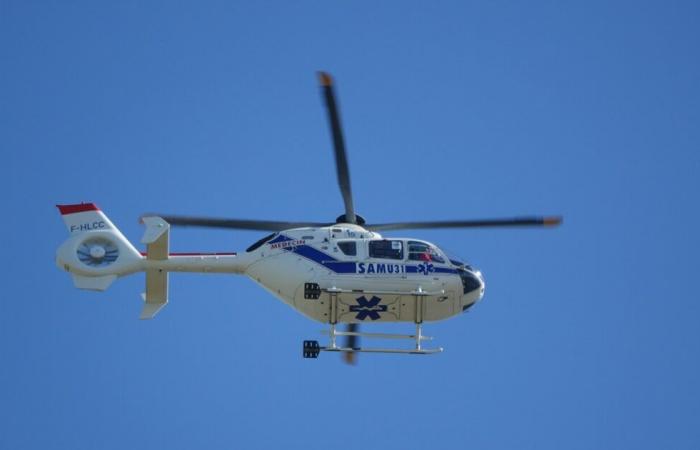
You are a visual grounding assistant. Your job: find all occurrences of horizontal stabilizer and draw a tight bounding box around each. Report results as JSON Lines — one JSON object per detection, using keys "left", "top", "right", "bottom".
{"left": 140, "top": 269, "right": 168, "bottom": 319}
{"left": 72, "top": 274, "right": 117, "bottom": 291}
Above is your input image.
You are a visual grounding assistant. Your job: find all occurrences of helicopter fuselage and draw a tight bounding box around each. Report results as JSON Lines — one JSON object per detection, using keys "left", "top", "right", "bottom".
{"left": 55, "top": 208, "right": 485, "bottom": 325}
{"left": 243, "top": 224, "right": 485, "bottom": 324}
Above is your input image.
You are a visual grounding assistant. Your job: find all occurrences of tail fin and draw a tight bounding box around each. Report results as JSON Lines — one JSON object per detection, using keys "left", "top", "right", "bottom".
{"left": 56, "top": 203, "right": 143, "bottom": 291}
{"left": 58, "top": 203, "right": 119, "bottom": 235}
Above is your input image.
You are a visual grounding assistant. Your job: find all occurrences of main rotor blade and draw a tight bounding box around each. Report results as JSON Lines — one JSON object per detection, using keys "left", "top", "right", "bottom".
{"left": 319, "top": 71, "right": 356, "bottom": 224}
{"left": 145, "top": 214, "right": 329, "bottom": 232}
{"left": 365, "top": 216, "right": 563, "bottom": 231}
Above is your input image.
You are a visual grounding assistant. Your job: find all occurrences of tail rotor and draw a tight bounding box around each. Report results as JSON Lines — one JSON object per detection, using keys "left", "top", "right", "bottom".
{"left": 76, "top": 237, "right": 119, "bottom": 267}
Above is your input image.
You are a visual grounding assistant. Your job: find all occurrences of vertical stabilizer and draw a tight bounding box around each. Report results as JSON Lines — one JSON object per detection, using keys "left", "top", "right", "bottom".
{"left": 55, "top": 203, "right": 142, "bottom": 280}
{"left": 58, "top": 203, "right": 116, "bottom": 234}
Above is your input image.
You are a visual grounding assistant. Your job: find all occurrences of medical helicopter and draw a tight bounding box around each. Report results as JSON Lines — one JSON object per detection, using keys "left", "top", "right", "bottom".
{"left": 55, "top": 72, "right": 561, "bottom": 363}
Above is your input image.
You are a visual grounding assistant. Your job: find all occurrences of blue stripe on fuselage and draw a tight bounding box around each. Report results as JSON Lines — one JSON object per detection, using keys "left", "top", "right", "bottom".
{"left": 271, "top": 235, "right": 458, "bottom": 275}
{"left": 271, "top": 235, "right": 356, "bottom": 273}
{"left": 434, "top": 267, "right": 459, "bottom": 274}
{"left": 291, "top": 246, "right": 356, "bottom": 273}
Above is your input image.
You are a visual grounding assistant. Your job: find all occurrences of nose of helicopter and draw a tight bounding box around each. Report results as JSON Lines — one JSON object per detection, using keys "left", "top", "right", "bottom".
{"left": 461, "top": 268, "right": 485, "bottom": 311}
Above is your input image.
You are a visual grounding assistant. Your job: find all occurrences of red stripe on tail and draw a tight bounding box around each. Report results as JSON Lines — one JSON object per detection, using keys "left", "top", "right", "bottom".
{"left": 56, "top": 203, "right": 100, "bottom": 215}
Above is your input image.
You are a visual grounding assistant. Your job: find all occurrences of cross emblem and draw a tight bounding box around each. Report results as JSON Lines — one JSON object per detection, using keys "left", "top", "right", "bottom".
{"left": 349, "top": 295, "right": 387, "bottom": 321}
{"left": 417, "top": 262, "right": 435, "bottom": 275}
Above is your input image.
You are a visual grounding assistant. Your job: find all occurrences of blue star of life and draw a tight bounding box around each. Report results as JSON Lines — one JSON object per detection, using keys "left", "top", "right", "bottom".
{"left": 417, "top": 262, "right": 435, "bottom": 275}
{"left": 349, "top": 295, "right": 387, "bottom": 321}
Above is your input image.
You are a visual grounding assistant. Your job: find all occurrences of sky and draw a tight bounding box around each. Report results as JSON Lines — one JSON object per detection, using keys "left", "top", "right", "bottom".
{"left": 1, "top": 1, "right": 699, "bottom": 449}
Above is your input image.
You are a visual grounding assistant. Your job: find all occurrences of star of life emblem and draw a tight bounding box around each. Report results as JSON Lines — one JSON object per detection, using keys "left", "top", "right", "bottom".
{"left": 349, "top": 295, "right": 387, "bottom": 320}
{"left": 417, "top": 262, "right": 435, "bottom": 275}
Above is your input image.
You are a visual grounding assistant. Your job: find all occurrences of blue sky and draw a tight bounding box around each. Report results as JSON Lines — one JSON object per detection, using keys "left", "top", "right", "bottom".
{"left": 2, "top": 1, "right": 699, "bottom": 449}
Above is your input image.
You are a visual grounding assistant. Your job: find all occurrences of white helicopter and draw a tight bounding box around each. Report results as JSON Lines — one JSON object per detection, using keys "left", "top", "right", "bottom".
{"left": 56, "top": 72, "right": 561, "bottom": 362}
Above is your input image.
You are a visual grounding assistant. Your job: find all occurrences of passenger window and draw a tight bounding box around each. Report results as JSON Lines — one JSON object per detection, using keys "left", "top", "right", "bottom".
{"left": 369, "top": 240, "right": 403, "bottom": 260}
{"left": 337, "top": 241, "right": 356, "bottom": 256}
{"left": 408, "top": 241, "right": 445, "bottom": 263}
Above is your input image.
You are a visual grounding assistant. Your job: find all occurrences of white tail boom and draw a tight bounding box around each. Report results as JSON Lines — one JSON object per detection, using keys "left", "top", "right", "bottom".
{"left": 56, "top": 203, "right": 246, "bottom": 319}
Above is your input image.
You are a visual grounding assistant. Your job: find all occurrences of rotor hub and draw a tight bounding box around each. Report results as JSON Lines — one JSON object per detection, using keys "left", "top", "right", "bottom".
{"left": 335, "top": 213, "right": 366, "bottom": 225}
{"left": 89, "top": 245, "right": 106, "bottom": 259}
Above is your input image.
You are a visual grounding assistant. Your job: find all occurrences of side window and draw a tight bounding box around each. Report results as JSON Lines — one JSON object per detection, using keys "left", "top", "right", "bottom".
{"left": 337, "top": 241, "right": 356, "bottom": 256}
{"left": 408, "top": 241, "right": 429, "bottom": 261}
{"left": 408, "top": 241, "right": 445, "bottom": 263}
{"left": 369, "top": 240, "right": 403, "bottom": 260}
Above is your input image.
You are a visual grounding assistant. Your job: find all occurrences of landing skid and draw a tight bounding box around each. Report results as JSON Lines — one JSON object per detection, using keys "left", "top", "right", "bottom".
{"left": 320, "top": 346, "right": 443, "bottom": 355}
{"left": 302, "top": 323, "right": 443, "bottom": 358}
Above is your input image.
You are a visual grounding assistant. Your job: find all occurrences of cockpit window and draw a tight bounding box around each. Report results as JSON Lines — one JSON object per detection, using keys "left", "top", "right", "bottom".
{"left": 408, "top": 241, "right": 445, "bottom": 263}
{"left": 246, "top": 233, "right": 277, "bottom": 252}
{"left": 369, "top": 240, "right": 403, "bottom": 260}
{"left": 337, "top": 241, "right": 357, "bottom": 256}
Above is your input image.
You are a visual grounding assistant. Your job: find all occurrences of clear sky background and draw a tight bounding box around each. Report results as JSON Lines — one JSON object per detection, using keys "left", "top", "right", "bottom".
{"left": 2, "top": 1, "right": 699, "bottom": 449}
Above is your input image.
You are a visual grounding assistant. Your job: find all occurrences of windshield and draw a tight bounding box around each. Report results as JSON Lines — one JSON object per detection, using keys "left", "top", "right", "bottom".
{"left": 437, "top": 244, "right": 471, "bottom": 268}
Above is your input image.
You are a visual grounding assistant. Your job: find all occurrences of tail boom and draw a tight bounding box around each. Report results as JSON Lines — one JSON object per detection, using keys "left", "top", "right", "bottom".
{"left": 142, "top": 254, "right": 244, "bottom": 273}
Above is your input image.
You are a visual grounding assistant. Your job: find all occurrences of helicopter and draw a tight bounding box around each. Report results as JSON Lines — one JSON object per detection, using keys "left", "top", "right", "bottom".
{"left": 55, "top": 72, "right": 561, "bottom": 362}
